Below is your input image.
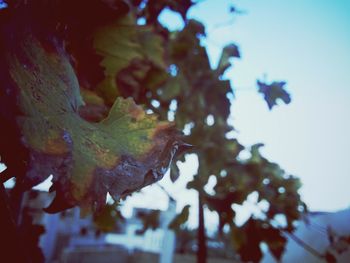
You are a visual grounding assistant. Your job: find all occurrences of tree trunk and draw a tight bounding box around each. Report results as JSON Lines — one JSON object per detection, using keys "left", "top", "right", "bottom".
{"left": 197, "top": 192, "right": 207, "bottom": 263}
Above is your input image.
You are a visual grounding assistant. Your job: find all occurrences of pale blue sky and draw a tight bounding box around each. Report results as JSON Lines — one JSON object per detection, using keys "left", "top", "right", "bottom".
{"left": 190, "top": 0, "right": 350, "bottom": 212}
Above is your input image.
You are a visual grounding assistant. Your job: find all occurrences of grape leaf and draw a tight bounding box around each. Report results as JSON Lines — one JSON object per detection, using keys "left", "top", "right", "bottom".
{"left": 93, "top": 202, "right": 124, "bottom": 232}
{"left": 261, "top": 226, "right": 287, "bottom": 261}
{"left": 238, "top": 218, "right": 263, "bottom": 263}
{"left": 217, "top": 43, "right": 240, "bottom": 75}
{"left": 78, "top": 88, "right": 108, "bottom": 122}
{"left": 7, "top": 34, "right": 185, "bottom": 215}
{"left": 169, "top": 205, "right": 190, "bottom": 230}
{"left": 93, "top": 15, "right": 166, "bottom": 104}
{"left": 206, "top": 191, "right": 246, "bottom": 233}
{"left": 136, "top": 209, "right": 160, "bottom": 235}
{"left": 257, "top": 80, "right": 291, "bottom": 110}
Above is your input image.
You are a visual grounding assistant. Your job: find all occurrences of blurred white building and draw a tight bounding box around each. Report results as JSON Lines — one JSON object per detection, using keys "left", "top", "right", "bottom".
{"left": 21, "top": 190, "right": 176, "bottom": 263}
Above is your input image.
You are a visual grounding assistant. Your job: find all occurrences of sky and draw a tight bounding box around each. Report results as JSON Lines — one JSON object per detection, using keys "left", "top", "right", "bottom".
{"left": 131, "top": 0, "right": 350, "bottom": 227}
{"left": 2, "top": 0, "right": 349, "bottom": 229}
{"left": 197, "top": 0, "right": 350, "bottom": 213}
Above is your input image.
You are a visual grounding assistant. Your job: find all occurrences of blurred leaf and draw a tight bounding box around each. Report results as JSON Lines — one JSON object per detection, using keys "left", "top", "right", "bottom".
{"left": 284, "top": 176, "right": 302, "bottom": 193}
{"left": 138, "top": 27, "right": 167, "bottom": 69}
{"left": 230, "top": 225, "right": 246, "bottom": 251}
{"left": 257, "top": 80, "right": 291, "bottom": 110}
{"left": 206, "top": 192, "right": 244, "bottom": 232}
{"left": 167, "top": 0, "right": 194, "bottom": 20}
{"left": 332, "top": 238, "right": 349, "bottom": 254}
{"left": 53, "top": 0, "right": 132, "bottom": 91}
{"left": 136, "top": 209, "right": 160, "bottom": 235}
{"left": 325, "top": 251, "right": 337, "bottom": 263}
{"left": 116, "top": 59, "right": 168, "bottom": 102}
{"left": 217, "top": 43, "right": 240, "bottom": 75}
{"left": 327, "top": 227, "right": 350, "bottom": 254}
{"left": 93, "top": 15, "right": 143, "bottom": 104}
{"left": 135, "top": 0, "right": 194, "bottom": 23}
{"left": 175, "top": 228, "right": 197, "bottom": 254}
{"left": 159, "top": 74, "right": 188, "bottom": 101}
{"left": 238, "top": 218, "right": 263, "bottom": 263}
{"left": 93, "top": 15, "right": 166, "bottom": 104}
{"left": 169, "top": 205, "right": 190, "bottom": 230}
{"left": 170, "top": 162, "right": 180, "bottom": 182}
{"left": 250, "top": 143, "right": 264, "bottom": 163}
{"left": 225, "top": 139, "right": 244, "bottom": 158}
{"left": 187, "top": 176, "right": 205, "bottom": 191}
{"left": 93, "top": 203, "right": 124, "bottom": 232}
{"left": 261, "top": 226, "right": 287, "bottom": 261}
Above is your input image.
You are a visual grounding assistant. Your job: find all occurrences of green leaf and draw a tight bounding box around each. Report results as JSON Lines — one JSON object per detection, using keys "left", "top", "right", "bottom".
{"left": 138, "top": 27, "right": 167, "bottom": 69}
{"left": 8, "top": 34, "right": 184, "bottom": 215}
{"left": 217, "top": 43, "right": 240, "bottom": 75}
{"left": 250, "top": 143, "right": 265, "bottom": 163}
{"left": 93, "top": 15, "right": 143, "bottom": 104}
{"left": 159, "top": 74, "right": 187, "bottom": 101}
{"left": 78, "top": 89, "right": 108, "bottom": 122}
{"left": 93, "top": 202, "right": 124, "bottom": 232}
{"left": 257, "top": 80, "right": 291, "bottom": 110}
{"left": 169, "top": 205, "right": 190, "bottom": 230}
{"left": 116, "top": 59, "right": 168, "bottom": 102}
{"left": 93, "top": 15, "right": 166, "bottom": 104}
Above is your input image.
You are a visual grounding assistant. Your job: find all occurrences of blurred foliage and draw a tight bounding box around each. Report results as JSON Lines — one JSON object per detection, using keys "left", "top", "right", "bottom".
{"left": 323, "top": 227, "right": 350, "bottom": 263}
{"left": 135, "top": 209, "right": 161, "bottom": 235}
{"left": 93, "top": 202, "right": 125, "bottom": 232}
{"left": 123, "top": 1, "right": 303, "bottom": 262}
{"left": 19, "top": 212, "right": 46, "bottom": 263}
{"left": 0, "top": 0, "right": 305, "bottom": 262}
{"left": 175, "top": 228, "right": 197, "bottom": 254}
{"left": 169, "top": 205, "right": 190, "bottom": 230}
{"left": 257, "top": 80, "right": 291, "bottom": 109}
{"left": 121, "top": 1, "right": 302, "bottom": 262}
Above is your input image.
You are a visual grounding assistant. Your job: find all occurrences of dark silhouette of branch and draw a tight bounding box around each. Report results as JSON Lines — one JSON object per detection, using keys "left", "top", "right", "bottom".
{"left": 197, "top": 192, "right": 207, "bottom": 263}
{"left": 283, "top": 231, "right": 324, "bottom": 260}
{"left": 157, "top": 183, "right": 176, "bottom": 202}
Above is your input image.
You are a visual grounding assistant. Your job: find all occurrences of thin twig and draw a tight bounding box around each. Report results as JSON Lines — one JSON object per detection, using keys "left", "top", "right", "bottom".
{"left": 157, "top": 183, "right": 176, "bottom": 202}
